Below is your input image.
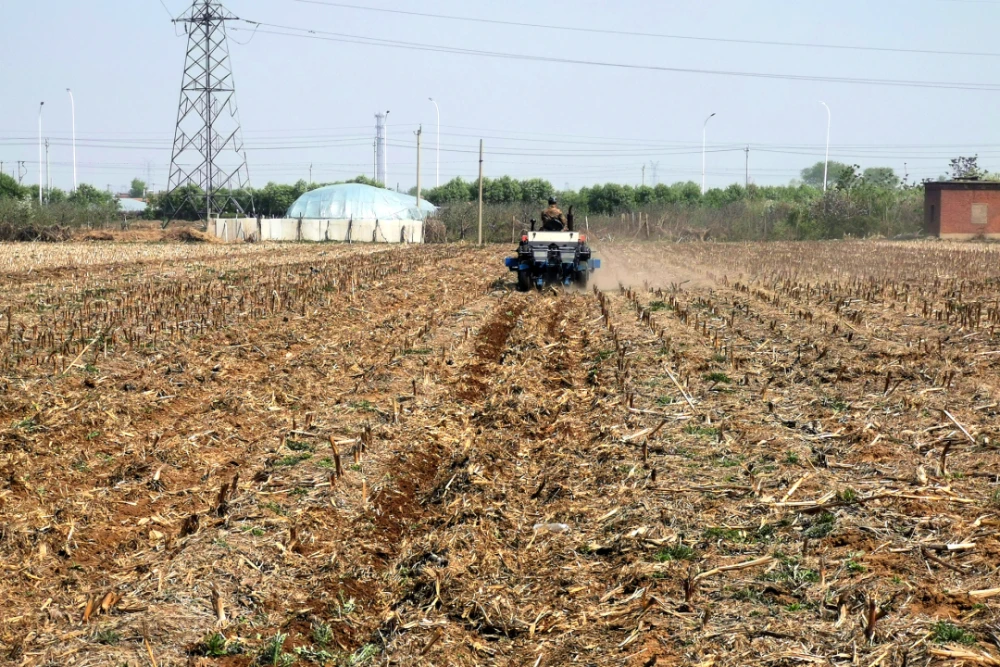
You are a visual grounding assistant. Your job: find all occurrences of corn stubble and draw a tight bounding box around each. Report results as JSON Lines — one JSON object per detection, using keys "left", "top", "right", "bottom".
{"left": 2, "top": 239, "right": 1000, "bottom": 665}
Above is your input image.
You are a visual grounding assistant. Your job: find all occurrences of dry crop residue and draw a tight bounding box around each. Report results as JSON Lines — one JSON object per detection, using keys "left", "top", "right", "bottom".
{"left": 3, "top": 239, "right": 1000, "bottom": 667}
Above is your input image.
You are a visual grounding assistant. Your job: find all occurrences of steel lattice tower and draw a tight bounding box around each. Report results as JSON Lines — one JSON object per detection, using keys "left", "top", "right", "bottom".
{"left": 165, "top": 0, "right": 253, "bottom": 223}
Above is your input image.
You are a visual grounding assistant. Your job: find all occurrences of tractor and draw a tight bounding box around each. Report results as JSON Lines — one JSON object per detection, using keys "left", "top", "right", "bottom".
{"left": 504, "top": 207, "right": 601, "bottom": 291}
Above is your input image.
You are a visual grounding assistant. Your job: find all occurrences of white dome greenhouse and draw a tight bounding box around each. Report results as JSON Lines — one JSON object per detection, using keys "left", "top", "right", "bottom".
{"left": 209, "top": 183, "right": 433, "bottom": 243}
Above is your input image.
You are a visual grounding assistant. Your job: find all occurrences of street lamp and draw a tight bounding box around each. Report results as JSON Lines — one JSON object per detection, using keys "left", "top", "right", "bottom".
{"left": 820, "top": 102, "right": 831, "bottom": 192}
{"left": 702, "top": 112, "right": 716, "bottom": 195}
{"left": 383, "top": 110, "right": 391, "bottom": 190}
{"left": 428, "top": 97, "right": 440, "bottom": 187}
{"left": 67, "top": 89, "right": 77, "bottom": 192}
{"left": 37, "top": 102, "right": 44, "bottom": 205}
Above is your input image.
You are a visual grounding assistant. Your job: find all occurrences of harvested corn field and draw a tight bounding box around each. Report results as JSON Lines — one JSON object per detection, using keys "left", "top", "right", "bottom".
{"left": 1, "top": 240, "right": 1000, "bottom": 666}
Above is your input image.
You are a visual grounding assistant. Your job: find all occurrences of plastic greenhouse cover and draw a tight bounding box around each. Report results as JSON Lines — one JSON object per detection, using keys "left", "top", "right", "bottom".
{"left": 286, "top": 183, "right": 436, "bottom": 221}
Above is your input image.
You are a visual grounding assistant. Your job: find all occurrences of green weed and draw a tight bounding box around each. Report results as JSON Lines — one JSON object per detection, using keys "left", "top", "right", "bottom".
{"left": 931, "top": 621, "right": 976, "bottom": 645}
{"left": 654, "top": 544, "right": 697, "bottom": 562}
{"left": 703, "top": 372, "right": 731, "bottom": 384}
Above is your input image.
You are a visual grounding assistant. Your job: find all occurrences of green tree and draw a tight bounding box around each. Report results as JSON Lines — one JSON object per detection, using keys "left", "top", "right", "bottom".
{"left": 801, "top": 161, "right": 851, "bottom": 189}
{"left": 0, "top": 173, "right": 25, "bottom": 200}
{"left": 862, "top": 167, "right": 899, "bottom": 188}
{"left": 949, "top": 156, "right": 982, "bottom": 180}
{"left": 68, "top": 184, "right": 114, "bottom": 207}
{"left": 129, "top": 178, "right": 147, "bottom": 198}
{"left": 519, "top": 178, "right": 555, "bottom": 203}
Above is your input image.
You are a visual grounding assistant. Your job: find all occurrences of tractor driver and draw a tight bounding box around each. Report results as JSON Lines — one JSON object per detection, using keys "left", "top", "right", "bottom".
{"left": 541, "top": 197, "right": 567, "bottom": 231}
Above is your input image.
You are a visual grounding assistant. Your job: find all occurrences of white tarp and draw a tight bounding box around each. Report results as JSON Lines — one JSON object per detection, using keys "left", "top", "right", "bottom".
{"left": 287, "top": 183, "right": 435, "bottom": 221}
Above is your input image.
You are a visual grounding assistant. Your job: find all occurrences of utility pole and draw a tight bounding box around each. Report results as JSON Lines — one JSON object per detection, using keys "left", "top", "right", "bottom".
{"left": 477, "top": 139, "right": 484, "bottom": 247}
{"left": 428, "top": 98, "right": 440, "bottom": 187}
{"left": 309, "top": 163, "right": 313, "bottom": 184}
{"left": 372, "top": 139, "right": 377, "bottom": 182}
{"left": 821, "top": 101, "right": 831, "bottom": 193}
{"left": 702, "top": 112, "right": 716, "bottom": 195}
{"left": 45, "top": 138, "right": 51, "bottom": 197}
{"left": 37, "top": 102, "right": 44, "bottom": 205}
{"left": 165, "top": 0, "right": 254, "bottom": 224}
{"left": 384, "top": 110, "right": 390, "bottom": 189}
{"left": 642, "top": 164, "right": 646, "bottom": 187}
{"left": 374, "top": 112, "right": 387, "bottom": 186}
{"left": 415, "top": 125, "right": 422, "bottom": 208}
{"left": 67, "top": 88, "right": 77, "bottom": 192}
{"left": 745, "top": 146, "right": 750, "bottom": 188}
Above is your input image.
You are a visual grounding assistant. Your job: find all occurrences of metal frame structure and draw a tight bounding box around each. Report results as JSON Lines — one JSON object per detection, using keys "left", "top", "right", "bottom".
{"left": 165, "top": 0, "right": 253, "bottom": 225}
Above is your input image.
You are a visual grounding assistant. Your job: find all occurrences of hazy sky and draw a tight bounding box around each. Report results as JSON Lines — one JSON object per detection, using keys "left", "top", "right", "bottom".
{"left": 2, "top": 0, "right": 999, "bottom": 193}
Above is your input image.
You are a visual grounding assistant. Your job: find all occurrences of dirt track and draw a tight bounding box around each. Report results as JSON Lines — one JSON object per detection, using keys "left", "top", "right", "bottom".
{"left": 1, "top": 240, "right": 1000, "bottom": 666}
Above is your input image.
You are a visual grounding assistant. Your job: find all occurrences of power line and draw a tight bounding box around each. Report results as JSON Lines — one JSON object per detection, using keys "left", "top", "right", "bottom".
{"left": 232, "top": 23, "right": 1000, "bottom": 92}
{"left": 287, "top": 0, "right": 1000, "bottom": 59}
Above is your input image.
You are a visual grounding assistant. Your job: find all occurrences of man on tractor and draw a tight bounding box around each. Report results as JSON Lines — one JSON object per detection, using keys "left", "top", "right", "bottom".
{"left": 541, "top": 197, "right": 567, "bottom": 231}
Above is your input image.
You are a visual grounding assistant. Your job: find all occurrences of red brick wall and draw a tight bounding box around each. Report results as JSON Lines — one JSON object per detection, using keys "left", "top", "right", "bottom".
{"left": 938, "top": 190, "right": 1000, "bottom": 238}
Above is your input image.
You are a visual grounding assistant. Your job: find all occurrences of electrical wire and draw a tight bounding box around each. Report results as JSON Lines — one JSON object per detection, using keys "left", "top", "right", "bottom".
{"left": 286, "top": 0, "right": 1000, "bottom": 59}
{"left": 230, "top": 23, "right": 1000, "bottom": 92}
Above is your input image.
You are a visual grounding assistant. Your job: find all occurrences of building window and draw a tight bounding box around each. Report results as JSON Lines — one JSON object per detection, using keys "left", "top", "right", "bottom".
{"left": 972, "top": 203, "right": 988, "bottom": 226}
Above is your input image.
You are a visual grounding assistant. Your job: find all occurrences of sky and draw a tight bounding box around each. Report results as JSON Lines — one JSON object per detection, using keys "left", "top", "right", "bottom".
{"left": 2, "top": 0, "right": 1000, "bottom": 194}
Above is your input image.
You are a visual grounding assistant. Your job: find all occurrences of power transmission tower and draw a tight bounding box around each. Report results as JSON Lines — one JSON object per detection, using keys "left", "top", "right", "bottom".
{"left": 374, "top": 113, "right": 387, "bottom": 186}
{"left": 17, "top": 162, "right": 26, "bottom": 184}
{"left": 649, "top": 161, "right": 659, "bottom": 187}
{"left": 165, "top": 0, "right": 253, "bottom": 225}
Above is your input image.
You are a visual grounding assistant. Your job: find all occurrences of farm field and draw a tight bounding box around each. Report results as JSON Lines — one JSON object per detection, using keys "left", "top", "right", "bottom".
{"left": 1, "top": 240, "right": 999, "bottom": 666}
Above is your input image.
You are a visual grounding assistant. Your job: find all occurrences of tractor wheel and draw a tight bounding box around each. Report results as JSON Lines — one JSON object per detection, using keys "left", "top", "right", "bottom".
{"left": 576, "top": 266, "right": 590, "bottom": 289}
{"left": 517, "top": 270, "right": 533, "bottom": 292}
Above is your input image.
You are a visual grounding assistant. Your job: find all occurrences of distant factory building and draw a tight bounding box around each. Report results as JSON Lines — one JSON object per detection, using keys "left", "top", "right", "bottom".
{"left": 925, "top": 180, "right": 1000, "bottom": 239}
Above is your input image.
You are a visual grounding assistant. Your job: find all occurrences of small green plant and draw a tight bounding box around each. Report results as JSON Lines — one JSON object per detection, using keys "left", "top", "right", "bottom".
{"left": 12, "top": 417, "right": 39, "bottom": 432}
{"left": 85, "top": 430, "right": 101, "bottom": 441}
{"left": 683, "top": 425, "right": 720, "bottom": 438}
{"left": 295, "top": 645, "right": 334, "bottom": 664}
{"left": 84, "top": 363, "right": 99, "bottom": 374}
{"left": 275, "top": 453, "right": 312, "bottom": 467}
{"left": 402, "top": 348, "right": 432, "bottom": 355}
{"left": 202, "top": 632, "right": 228, "bottom": 657}
{"left": 990, "top": 488, "right": 1000, "bottom": 508}
{"left": 335, "top": 593, "right": 357, "bottom": 619}
{"left": 655, "top": 395, "right": 676, "bottom": 406}
{"left": 846, "top": 558, "right": 866, "bottom": 573}
{"left": 262, "top": 501, "right": 287, "bottom": 516}
{"left": 594, "top": 349, "right": 615, "bottom": 362}
{"left": 285, "top": 440, "right": 314, "bottom": 452}
{"left": 785, "top": 451, "right": 800, "bottom": 465}
{"left": 785, "top": 603, "right": 804, "bottom": 612}
{"left": 349, "top": 463, "right": 362, "bottom": 472}
{"left": 94, "top": 629, "right": 121, "bottom": 645}
{"left": 347, "top": 643, "right": 378, "bottom": 665}
{"left": 654, "top": 544, "right": 697, "bottom": 562}
{"left": 703, "top": 372, "right": 731, "bottom": 384}
{"left": 931, "top": 621, "right": 976, "bottom": 645}
{"left": 803, "top": 512, "right": 836, "bottom": 539}
{"left": 731, "top": 587, "right": 764, "bottom": 602}
{"left": 311, "top": 621, "right": 333, "bottom": 647}
{"left": 257, "top": 633, "right": 295, "bottom": 666}
{"left": 290, "top": 487, "right": 309, "bottom": 496}
{"left": 648, "top": 300, "right": 668, "bottom": 312}
{"left": 705, "top": 527, "right": 744, "bottom": 542}
{"left": 838, "top": 488, "right": 859, "bottom": 503}
{"left": 317, "top": 457, "right": 334, "bottom": 468}
{"left": 349, "top": 400, "right": 377, "bottom": 412}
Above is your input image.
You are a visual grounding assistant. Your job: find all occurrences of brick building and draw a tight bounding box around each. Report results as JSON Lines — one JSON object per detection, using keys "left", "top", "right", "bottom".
{"left": 925, "top": 180, "right": 1000, "bottom": 239}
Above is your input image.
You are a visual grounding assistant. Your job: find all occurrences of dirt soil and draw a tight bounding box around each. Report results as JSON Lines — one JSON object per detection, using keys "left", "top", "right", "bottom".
{"left": 1, "top": 239, "right": 999, "bottom": 666}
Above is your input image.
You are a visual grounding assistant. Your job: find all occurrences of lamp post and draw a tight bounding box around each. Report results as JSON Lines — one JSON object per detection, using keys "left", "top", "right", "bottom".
{"left": 428, "top": 97, "right": 440, "bottom": 187}
{"left": 701, "top": 112, "right": 716, "bottom": 195}
{"left": 821, "top": 102, "right": 831, "bottom": 192}
{"left": 37, "top": 102, "right": 44, "bottom": 205}
{"left": 384, "top": 110, "right": 390, "bottom": 190}
{"left": 67, "top": 89, "right": 77, "bottom": 192}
